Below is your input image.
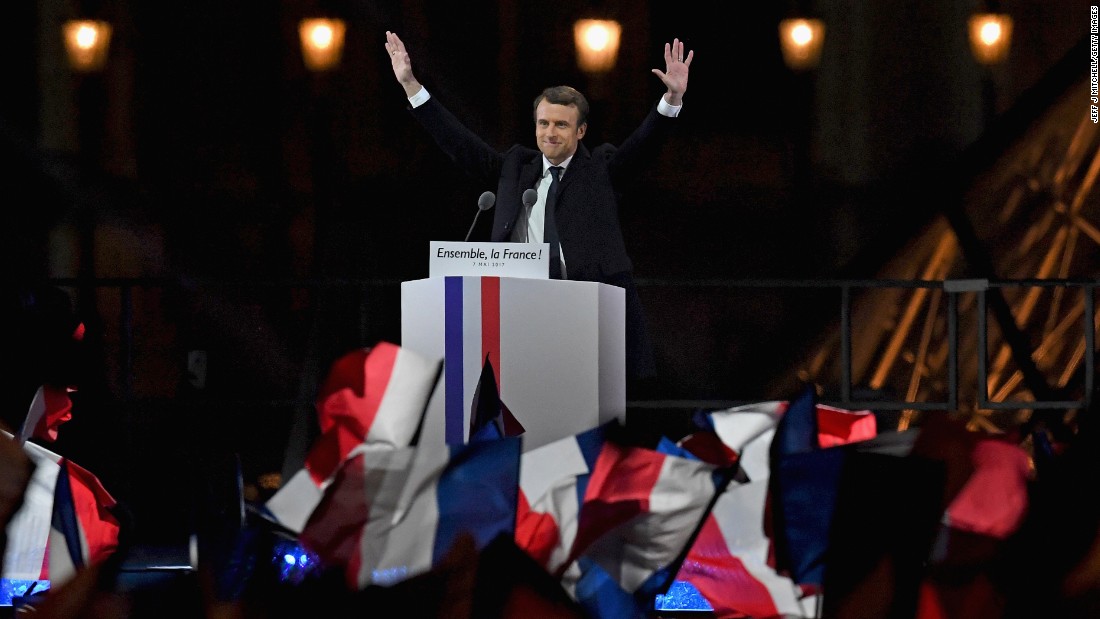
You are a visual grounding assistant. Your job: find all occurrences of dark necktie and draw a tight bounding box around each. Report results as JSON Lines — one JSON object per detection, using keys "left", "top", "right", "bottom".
{"left": 545, "top": 166, "right": 563, "bottom": 279}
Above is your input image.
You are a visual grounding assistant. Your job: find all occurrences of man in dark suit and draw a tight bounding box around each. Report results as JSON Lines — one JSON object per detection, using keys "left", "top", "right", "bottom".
{"left": 385, "top": 30, "right": 693, "bottom": 393}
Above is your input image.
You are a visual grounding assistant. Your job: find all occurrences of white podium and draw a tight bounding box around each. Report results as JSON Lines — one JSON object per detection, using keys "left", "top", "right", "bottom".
{"left": 401, "top": 276, "right": 625, "bottom": 452}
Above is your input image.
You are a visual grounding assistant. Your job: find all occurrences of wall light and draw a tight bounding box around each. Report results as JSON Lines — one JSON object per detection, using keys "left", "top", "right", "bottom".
{"left": 63, "top": 20, "right": 112, "bottom": 73}
{"left": 574, "top": 19, "right": 622, "bottom": 74}
{"left": 968, "top": 13, "right": 1013, "bottom": 65}
{"left": 779, "top": 18, "right": 825, "bottom": 71}
{"left": 298, "top": 18, "right": 346, "bottom": 72}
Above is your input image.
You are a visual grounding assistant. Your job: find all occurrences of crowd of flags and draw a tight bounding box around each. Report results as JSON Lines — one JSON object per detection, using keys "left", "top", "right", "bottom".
{"left": 3, "top": 339, "right": 1041, "bottom": 617}
{"left": 255, "top": 342, "right": 1035, "bottom": 618}
{"left": 2, "top": 395, "right": 121, "bottom": 596}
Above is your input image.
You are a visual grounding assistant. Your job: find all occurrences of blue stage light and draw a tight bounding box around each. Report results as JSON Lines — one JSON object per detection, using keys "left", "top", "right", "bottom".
{"left": 271, "top": 538, "right": 320, "bottom": 584}
{"left": 0, "top": 579, "right": 51, "bottom": 607}
{"left": 654, "top": 580, "right": 713, "bottom": 612}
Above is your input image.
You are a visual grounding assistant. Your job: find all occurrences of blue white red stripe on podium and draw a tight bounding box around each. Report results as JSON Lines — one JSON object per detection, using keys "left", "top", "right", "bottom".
{"left": 443, "top": 276, "right": 502, "bottom": 444}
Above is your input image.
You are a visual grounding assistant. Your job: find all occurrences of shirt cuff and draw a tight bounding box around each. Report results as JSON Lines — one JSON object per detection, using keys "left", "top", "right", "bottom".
{"left": 657, "top": 96, "right": 682, "bottom": 118}
{"left": 408, "top": 86, "right": 431, "bottom": 108}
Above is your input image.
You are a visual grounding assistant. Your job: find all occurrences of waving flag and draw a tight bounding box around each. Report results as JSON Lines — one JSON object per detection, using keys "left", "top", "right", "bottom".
{"left": 46, "top": 460, "right": 120, "bottom": 588}
{"left": 515, "top": 422, "right": 724, "bottom": 618}
{"left": 298, "top": 435, "right": 521, "bottom": 590}
{"left": 668, "top": 389, "right": 880, "bottom": 618}
{"left": 2, "top": 436, "right": 60, "bottom": 582}
{"left": 468, "top": 355, "right": 525, "bottom": 443}
{"left": 770, "top": 389, "right": 944, "bottom": 619}
{"left": 309, "top": 342, "right": 443, "bottom": 477}
{"left": 769, "top": 385, "right": 836, "bottom": 587}
{"left": 769, "top": 384, "right": 880, "bottom": 587}
{"left": 913, "top": 420, "right": 1032, "bottom": 619}
{"left": 942, "top": 437, "right": 1030, "bottom": 539}
{"left": 264, "top": 342, "right": 442, "bottom": 533}
{"left": 669, "top": 401, "right": 808, "bottom": 619}
{"left": 1, "top": 436, "right": 119, "bottom": 589}
{"left": 18, "top": 385, "right": 74, "bottom": 444}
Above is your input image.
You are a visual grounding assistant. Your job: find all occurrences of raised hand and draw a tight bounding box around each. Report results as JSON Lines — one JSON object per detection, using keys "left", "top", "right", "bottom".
{"left": 385, "top": 31, "right": 422, "bottom": 98}
{"left": 651, "top": 38, "right": 693, "bottom": 106}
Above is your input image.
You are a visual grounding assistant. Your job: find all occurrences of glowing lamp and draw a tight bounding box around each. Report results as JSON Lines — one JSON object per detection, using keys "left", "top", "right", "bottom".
{"left": 299, "top": 18, "right": 347, "bottom": 72}
{"left": 63, "top": 20, "right": 112, "bottom": 72}
{"left": 779, "top": 18, "right": 825, "bottom": 71}
{"left": 574, "top": 19, "right": 622, "bottom": 74}
{"left": 968, "top": 13, "right": 1013, "bottom": 65}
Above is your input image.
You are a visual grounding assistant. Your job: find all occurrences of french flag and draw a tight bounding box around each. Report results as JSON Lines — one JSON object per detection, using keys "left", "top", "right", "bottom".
{"left": 18, "top": 385, "right": 74, "bottom": 444}
{"left": 264, "top": 342, "right": 442, "bottom": 533}
{"left": 515, "top": 422, "right": 723, "bottom": 618}
{"left": 769, "top": 385, "right": 877, "bottom": 587}
{"left": 2, "top": 436, "right": 61, "bottom": 582}
{"left": 670, "top": 392, "right": 878, "bottom": 618}
{"left": 1, "top": 437, "right": 119, "bottom": 588}
{"left": 46, "top": 459, "right": 121, "bottom": 588}
{"left": 672, "top": 401, "right": 809, "bottom": 619}
{"left": 298, "top": 435, "right": 522, "bottom": 589}
{"left": 915, "top": 426, "right": 1032, "bottom": 619}
{"left": 941, "top": 437, "right": 1030, "bottom": 539}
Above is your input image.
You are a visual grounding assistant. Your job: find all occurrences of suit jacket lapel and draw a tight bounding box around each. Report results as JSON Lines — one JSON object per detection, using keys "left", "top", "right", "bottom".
{"left": 520, "top": 157, "right": 542, "bottom": 193}
{"left": 555, "top": 143, "right": 590, "bottom": 213}
{"left": 495, "top": 156, "right": 542, "bottom": 242}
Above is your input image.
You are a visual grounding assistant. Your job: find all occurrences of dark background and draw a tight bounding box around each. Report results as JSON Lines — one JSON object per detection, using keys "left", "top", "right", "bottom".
{"left": 2, "top": 0, "right": 1094, "bottom": 548}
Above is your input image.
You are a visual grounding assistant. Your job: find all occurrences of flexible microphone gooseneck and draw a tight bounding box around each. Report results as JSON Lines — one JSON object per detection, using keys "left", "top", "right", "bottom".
{"left": 521, "top": 188, "right": 538, "bottom": 243}
{"left": 464, "top": 191, "right": 496, "bottom": 242}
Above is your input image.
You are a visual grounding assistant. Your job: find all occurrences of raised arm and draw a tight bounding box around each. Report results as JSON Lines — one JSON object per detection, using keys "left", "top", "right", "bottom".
{"left": 650, "top": 38, "right": 693, "bottom": 107}
{"left": 385, "top": 31, "right": 423, "bottom": 99}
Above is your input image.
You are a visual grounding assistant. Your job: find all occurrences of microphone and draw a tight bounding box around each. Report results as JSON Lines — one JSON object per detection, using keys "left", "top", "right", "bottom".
{"left": 464, "top": 191, "right": 495, "bottom": 242}
{"left": 521, "top": 189, "right": 538, "bottom": 243}
{"left": 522, "top": 188, "right": 538, "bottom": 209}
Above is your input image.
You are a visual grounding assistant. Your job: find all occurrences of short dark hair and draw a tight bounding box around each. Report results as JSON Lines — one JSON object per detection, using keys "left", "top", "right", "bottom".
{"left": 532, "top": 86, "right": 589, "bottom": 126}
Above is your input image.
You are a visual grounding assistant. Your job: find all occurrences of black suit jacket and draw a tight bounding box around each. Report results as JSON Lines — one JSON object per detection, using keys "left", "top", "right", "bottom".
{"left": 410, "top": 95, "right": 674, "bottom": 380}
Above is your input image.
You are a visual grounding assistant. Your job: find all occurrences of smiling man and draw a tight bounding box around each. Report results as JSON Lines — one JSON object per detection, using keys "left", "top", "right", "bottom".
{"left": 385, "top": 30, "right": 693, "bottom": 391}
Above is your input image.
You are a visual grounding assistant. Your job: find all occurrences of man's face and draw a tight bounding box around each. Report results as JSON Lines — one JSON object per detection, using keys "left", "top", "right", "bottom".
{"left": 535, "top": 99, "right": 586, "bottom": 165}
